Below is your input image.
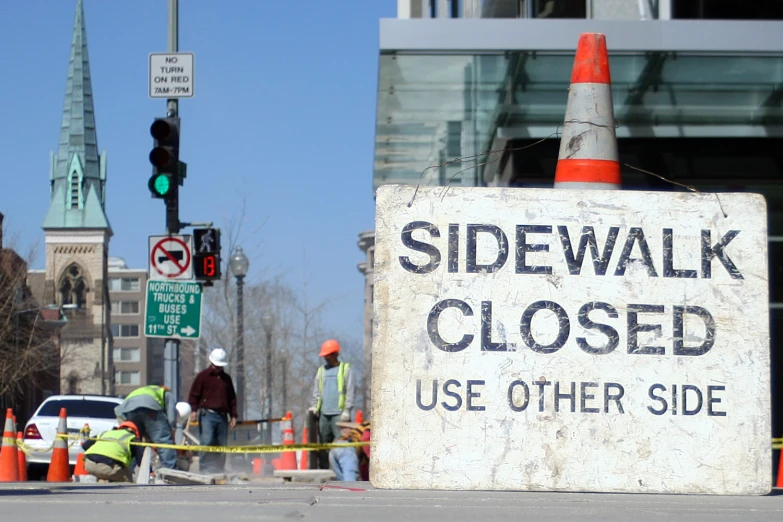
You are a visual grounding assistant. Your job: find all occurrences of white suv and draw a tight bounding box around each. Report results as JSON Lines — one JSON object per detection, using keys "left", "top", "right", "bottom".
{"left": 23, "top": 395, "right": 123, "bottom": 479}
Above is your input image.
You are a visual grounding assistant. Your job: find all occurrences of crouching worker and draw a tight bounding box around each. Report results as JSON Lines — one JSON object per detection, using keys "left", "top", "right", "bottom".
{"left": 329, "top": 421, "right": 371, "bottom": 481}
{"left": 82, "top": 421, "right": 145, "bottom": 482}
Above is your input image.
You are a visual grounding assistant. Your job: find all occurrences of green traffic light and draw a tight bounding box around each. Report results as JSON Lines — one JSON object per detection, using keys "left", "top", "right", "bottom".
{"left": 152, "top": 174, "right": 172, "bottom": 196}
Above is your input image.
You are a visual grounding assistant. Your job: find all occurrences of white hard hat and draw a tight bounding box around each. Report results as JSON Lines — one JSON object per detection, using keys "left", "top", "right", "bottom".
{"left": 209, "top": 348, "right": 228, "bottom": 367}
{"left": 175, "top": 402, "right": 192, "bottom": 421}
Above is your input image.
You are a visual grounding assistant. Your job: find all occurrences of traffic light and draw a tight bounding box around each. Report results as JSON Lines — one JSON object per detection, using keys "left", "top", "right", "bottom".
{"left": 148, "top": 117, "right": 180, "bottom": 199}
{"left": 194, "top": 228, "right": 221, "bottom": 282}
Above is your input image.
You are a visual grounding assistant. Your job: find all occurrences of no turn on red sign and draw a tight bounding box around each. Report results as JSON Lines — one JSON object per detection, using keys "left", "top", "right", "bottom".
{"left": 149, "top": 235, "right": 194, "bottom": 280}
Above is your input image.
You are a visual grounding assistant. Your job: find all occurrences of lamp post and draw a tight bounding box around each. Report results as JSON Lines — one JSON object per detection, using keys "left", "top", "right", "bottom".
{"left": 230, "top": 247, "right": 249, "bottom": 421}
{"left": 260, "top": 313, "right": 274, "bottom": 424}
{"left": 261, "top": 313, "right": 274, "bottom": 475}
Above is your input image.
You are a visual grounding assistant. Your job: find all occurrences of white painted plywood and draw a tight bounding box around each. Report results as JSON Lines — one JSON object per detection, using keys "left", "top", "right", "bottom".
{"left": 371, "top": 185, "right": 770, "bottom": 495}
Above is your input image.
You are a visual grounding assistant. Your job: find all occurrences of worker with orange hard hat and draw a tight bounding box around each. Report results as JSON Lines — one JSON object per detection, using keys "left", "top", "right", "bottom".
{"left": 309, "top": 339, "right": 355, "bottom": 469}
{"left": 82, "top": 421, "right": 145, "bottom": 482}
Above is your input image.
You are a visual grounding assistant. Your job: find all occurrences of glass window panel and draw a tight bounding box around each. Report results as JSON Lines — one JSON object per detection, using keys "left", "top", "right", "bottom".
{"left": 121, "top": 278, "right": 140, "bottom": 291}
{"left": 375, "top": 52, "right": 783, "bottom": 190}
{"left": 112, "top": 325, "right": 139, "bottom": 338}
{"left": 113, "top": 347, "right": 140, "bottom": 362}
{"left": 114, "top": 371, "right": 140, "bottom": 386}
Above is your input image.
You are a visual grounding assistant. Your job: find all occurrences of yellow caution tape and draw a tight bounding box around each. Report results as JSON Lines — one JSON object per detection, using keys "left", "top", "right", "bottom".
{"left": 56, "top": 433, "right": 368, "bottom": 454}
{"left": 12, "top": 435, "right": 783, "bottom": 454}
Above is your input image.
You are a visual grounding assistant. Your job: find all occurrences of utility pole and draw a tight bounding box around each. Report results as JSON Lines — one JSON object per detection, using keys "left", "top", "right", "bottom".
{"left": 163, "top": 0, "right": 181, "bottom": 402}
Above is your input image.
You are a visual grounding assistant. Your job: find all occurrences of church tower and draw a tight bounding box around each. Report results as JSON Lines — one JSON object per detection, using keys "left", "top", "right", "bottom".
{"left": 42, "top": 0, "right": 113, "bottom": 395}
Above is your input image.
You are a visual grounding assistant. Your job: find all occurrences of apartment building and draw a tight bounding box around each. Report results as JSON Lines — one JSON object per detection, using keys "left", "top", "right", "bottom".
{"left": 107, "top": 257, "right": 165, "bottom": 396}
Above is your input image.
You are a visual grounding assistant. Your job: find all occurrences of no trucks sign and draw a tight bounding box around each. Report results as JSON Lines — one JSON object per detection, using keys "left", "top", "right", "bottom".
{"left": 370, "top": 185, "right": 770, "bottom": 495}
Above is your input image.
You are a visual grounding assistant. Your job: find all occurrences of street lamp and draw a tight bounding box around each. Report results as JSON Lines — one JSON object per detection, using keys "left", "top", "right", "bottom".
{"left": 260, "top": 313, "right": 273, "bottom": 423}
{"left": 230, "top": 247, "right": 249, "bottom": 420}
{"left": 261, "top": 313, "right": 274, "bottom": 475}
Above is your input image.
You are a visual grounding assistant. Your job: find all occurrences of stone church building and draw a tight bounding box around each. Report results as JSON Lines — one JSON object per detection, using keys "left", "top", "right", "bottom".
{"left": 28, "top": 0, "right": 113, "bottom": 396}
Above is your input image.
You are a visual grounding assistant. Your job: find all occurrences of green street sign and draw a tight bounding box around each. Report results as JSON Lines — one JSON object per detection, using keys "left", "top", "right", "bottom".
{"left": 144, "top": 280, "right": 203, "bottom": 339}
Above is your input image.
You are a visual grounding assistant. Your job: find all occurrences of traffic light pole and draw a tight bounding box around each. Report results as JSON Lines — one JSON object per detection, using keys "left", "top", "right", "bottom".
{"left": 164, "top": 0, "right": 181, "bottom": 404}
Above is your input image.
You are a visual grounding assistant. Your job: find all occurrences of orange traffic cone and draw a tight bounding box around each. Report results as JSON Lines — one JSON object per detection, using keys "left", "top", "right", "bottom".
{"left": 73, "top": 453, "right": 88, "bottom": 478}
{"left": 299, "top": 425, "right": 309, "bottom": 470}
{"left": 554, "top": 33, "right": 621, "bottom": 190}
{"left": 47, "top": 408, "right": 71, "bottom": 482}
{"left": 0, "top": 409, "right": 19, "bottom": 482}
{"left": 16, "top": 432, "right": 27, "bottom": 482}
{"left": 354, "top": 410, "right": 364, "bottom": 424}
{"left": 279, "top": 412, "right": 297, "bottom": 470}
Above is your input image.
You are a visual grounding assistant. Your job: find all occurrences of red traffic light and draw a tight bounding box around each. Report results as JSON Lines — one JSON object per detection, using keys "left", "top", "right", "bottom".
{"left": 150, "top": 119, "right": 176, "bottom": 141}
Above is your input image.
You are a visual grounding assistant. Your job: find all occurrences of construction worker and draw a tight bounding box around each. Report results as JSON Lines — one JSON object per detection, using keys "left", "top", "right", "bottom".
{"left": 309, "top": 339, "right": 355, "bottom": 469}
{"left": 114, "top": 384, "right": 177, "bottom": 469}
{"left": 329, "top": 421, "right": 371, "bottom": 481}
{"left": 187, "top": 347, "right": 238, "bottom": 473}
{"left": 82, "top": 421, "right": 144, "bottom": 482}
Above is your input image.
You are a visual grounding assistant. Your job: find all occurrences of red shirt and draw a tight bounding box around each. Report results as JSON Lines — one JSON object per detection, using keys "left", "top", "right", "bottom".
{"left": 188, "top": 366, "right": 238, "bottom": 418}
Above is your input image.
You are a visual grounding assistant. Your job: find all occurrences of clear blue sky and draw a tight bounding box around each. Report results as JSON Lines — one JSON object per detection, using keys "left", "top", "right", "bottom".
{"left": 0, "top": 0, "right": 395, "bottom": 338}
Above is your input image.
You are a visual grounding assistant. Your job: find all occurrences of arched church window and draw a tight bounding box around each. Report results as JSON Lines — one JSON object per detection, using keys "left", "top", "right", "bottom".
{"left": 66, "top": 371, "right": 80, "bottom": 395}
{"left": 59, "top": 264, "right": 87, "bottom": 308}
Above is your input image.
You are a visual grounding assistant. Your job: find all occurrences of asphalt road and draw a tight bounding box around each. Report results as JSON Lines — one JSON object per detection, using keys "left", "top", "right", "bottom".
{"left": 0, "top": 482, "right": 781, "bottom": 521}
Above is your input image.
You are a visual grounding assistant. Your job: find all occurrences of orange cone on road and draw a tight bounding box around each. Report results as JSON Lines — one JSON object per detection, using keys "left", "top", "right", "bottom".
{"left": 554, "top": 33, "right": 621, "bottom": 190}
{"left": 16, "top": 432, "right": 27, "bottom": 482}
{"left": 0, "top": 409, "right": 19, "bottom": 482}
{"left": 354, "top": 410, "right": 364, "bottom": 424}
{"left": 73, "top": 453, "right": 88, "bottom": 478}
{"left": 777, "top": 447, "right": 783, "bottom": 487}
{"left": 279, "top": 412, "right": 297, "bottom": 470}
{"left": 47, "top": 408, "right": 71, "bottom": 482}
{"left": 299, "top": 425, "right": 309, "bottom": 470}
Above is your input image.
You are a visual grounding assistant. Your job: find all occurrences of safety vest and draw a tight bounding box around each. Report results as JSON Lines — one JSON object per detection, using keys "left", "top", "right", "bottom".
{"left": 125, "top": 385, "right": 166, "bottom": 409}
{"left": 316, "top": 362, "right": 350, "bottom": 412}
{"left": 84, "top": 428, "right": 135, "bottom": 467}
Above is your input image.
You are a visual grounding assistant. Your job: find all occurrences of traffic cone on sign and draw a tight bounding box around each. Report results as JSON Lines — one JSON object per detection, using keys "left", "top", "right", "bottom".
{"left": 299, "top": 425, "right": 309, "bottom": 470}
{"left": 0, "top": 409, "right": 19, "bottom": 482}
{"left": 47, "top": 408, "right": 71, "bottom": 482}
{"left": 554, "top": 33, "right": 621, "bottom": 190}
{"left": 354, "top": 410, "right": 364, "bottom": 424}
{"left": 279, "top": 412, "right": 297, "bottom": 470}
{"left": 17, "top": 432, "right": 27, "bottom": 482}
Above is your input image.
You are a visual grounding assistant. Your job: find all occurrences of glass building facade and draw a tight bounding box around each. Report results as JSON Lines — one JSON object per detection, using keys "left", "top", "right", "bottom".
{"left": 366, "top": 0, "right": 783, "bottom": 470}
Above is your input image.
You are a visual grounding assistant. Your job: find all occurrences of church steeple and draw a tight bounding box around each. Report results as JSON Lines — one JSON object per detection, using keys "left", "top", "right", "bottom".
{"left": 43, "top": 0, "right": 111, "bottom": 231}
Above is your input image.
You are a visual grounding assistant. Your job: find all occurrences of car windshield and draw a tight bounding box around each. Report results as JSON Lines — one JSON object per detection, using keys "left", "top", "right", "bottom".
{"left": 37, "top": 399, "right": 118, "bottom": 419}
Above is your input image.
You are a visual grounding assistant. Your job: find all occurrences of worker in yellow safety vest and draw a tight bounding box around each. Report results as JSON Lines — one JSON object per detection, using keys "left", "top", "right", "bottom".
{"left": 114, "top": 384, "right": 177, "bottom": 469}
{"left": 309, "top": 339, "right": 356, "bottom": 469}
{"left": 82, "top": 421, "right": 145, "bottom": 482}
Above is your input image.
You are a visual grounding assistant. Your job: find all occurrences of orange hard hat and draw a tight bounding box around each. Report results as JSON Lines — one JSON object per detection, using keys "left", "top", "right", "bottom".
{"left": 118, "top": 421, "right": 140, "bottom": 439}
{"left": 319, "top": 339, "right": 340, "bottom": 357}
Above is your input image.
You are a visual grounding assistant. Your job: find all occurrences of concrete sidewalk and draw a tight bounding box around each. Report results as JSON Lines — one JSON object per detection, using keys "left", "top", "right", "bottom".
{"left": 0, "top": 482, "right": 781, "bottom": 521}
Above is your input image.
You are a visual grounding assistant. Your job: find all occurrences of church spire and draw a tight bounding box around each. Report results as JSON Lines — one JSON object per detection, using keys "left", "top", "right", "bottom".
{"left": 43, "top": 0, "right": 111, "bottom": 231}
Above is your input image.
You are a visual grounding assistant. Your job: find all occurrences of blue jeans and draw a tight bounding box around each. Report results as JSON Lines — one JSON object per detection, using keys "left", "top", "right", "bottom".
{"left": 125, "top": 408, "right": 177, "bottom": 469}
{"left": 318, "top": 413, "right": 342, "bottom": 469}
{"left": 198, "top": 410, "right": 228, "bottom": 473}
{"left": 329, "top": 446, "right": 359, "bottom": 481}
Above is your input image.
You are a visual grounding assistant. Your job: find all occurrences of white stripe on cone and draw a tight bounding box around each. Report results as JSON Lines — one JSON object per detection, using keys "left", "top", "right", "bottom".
{"left": 557, "top": 83, "right": 618, "bottom": 163}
